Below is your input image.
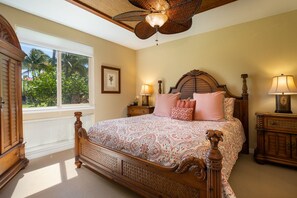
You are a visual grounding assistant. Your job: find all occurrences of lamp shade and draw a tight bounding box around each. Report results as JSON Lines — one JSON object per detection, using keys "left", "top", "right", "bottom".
{"left": 140, "top": 84, "right": 152, "bottom": 96}
{"left": 269, "top": 74, "right": 297, "bottom": 95}
{"left": 145, "top": 13, "right": 168, "bottom": 28}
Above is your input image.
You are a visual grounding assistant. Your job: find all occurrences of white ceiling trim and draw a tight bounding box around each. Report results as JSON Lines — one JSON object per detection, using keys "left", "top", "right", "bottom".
{"left": 1, "top": 0, "right": 297, "bottom": 50}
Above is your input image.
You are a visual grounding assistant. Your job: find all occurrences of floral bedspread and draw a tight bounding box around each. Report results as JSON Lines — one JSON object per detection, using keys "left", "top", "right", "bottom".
{"left": 88, "top": 114, "right": 245, "bottom": 198}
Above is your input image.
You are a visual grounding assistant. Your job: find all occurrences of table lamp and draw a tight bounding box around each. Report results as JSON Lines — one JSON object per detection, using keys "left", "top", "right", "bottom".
{"left": 140, "top": 84, "right": 152, "bottom": 106}
{"left": 269, "top": 74, "right": 297, "bottom": 113}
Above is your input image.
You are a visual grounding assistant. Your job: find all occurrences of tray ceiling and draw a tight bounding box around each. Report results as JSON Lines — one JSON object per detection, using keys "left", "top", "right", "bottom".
{"left": 67, "top": 0, "right": 237, "bottom": 32}
{"left": 1, "top": 0, "right": 297, "bottom": 50}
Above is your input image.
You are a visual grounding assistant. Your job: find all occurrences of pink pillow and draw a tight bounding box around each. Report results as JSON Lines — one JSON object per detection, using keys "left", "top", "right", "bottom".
{"left": 176, "top": 99, "right": 196, "bottom": 118}
{"left": 193, "top": 91, "right": 225, "bottom": 121}
{"left": 224, "top": 97, "right": 236, "bottom": 121}
{"left": 153, "top": 93, "right": 180, "bottom": 117}
{"left": 171, "top": 107, "right": 193, "bottom": 121}
{"left": 176, "top": 99, "right": 196, "bottom": 108}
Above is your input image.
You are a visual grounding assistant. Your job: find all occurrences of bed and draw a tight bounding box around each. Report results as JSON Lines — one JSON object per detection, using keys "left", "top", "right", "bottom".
{"left": 74, "top": 69, "right": 249, "bottom": 198}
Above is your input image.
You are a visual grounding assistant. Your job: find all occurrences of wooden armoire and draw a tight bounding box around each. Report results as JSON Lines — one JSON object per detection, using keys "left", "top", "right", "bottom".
{"left": 0, "top": 15, "right": 28, "bottom": 188}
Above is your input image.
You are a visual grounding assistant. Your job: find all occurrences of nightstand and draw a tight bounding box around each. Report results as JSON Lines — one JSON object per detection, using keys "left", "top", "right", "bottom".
{"left": 127, "top": 106, "right": 154, "bottom": 117}
{"left": 254, "top": 112, "right": 297, "bottom": 167}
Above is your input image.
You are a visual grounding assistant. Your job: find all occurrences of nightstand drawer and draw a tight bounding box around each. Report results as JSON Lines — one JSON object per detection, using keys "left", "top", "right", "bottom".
{"left": 265, "top": 117, "right": 297, "bottom": 132}
{"left": 127, "top": 106, "right": 154, "bottom": 117}
{"left": 128, "top": 108, "right": 149, "bottom": 115}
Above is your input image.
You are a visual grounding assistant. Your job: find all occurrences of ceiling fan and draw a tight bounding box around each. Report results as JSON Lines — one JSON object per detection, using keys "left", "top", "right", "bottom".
{"left": 113, "top": 0, "right": 202, "bottom": 40}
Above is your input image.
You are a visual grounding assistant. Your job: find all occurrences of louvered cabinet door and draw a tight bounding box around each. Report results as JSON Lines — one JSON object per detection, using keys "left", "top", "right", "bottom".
{"left": 0, "top": 53, "right": 20, "bottom": 154}
{"left": 264, "top": 132, "right": 291, "bottom": 158}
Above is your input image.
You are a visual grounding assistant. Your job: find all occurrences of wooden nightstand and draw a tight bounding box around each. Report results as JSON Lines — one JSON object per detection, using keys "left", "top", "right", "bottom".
{"left": 127, "top": 106, "right": 154, "bottom": 117}
{"left": 254, "top": 112, "right": 297, "bottom": 167}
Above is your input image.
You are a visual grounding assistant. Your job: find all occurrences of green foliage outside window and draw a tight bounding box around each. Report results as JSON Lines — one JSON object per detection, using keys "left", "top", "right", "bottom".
{"left": 22, "top": 45, "right": 89, "bottom": 108}
{"left": 23, "top": 69, "right": 57, "bottom": 107}
{"left": 62, "top": 72, "right": 89, "bottom": 104}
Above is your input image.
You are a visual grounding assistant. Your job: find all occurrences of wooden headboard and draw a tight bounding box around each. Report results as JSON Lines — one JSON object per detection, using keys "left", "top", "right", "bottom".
{"left": 158, "top": 70, "right": 249, "bottom": 154}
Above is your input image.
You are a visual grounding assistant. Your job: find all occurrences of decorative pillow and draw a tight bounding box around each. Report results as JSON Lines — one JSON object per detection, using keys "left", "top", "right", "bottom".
{"left": 193, "top": 91, "right": 225, "bottom": 121}
{"left": 153, "top": 93, "right": 180, "bottom": 117}
{"left": 224, "top": 97, "right": 236, "bottom": 121}
{"left": 176, "top": 99, "right": 196, "bottom": 108}
{"left": 171, "top": 107, "right": 194, "bottom": 121}
{"left": 176, "top": 99, "right": 196, "bottom": 118}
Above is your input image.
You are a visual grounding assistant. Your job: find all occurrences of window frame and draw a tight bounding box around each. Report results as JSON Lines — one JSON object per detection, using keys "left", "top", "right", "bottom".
{"left": 17, "top": 27, "right": 94, "bottom": 114}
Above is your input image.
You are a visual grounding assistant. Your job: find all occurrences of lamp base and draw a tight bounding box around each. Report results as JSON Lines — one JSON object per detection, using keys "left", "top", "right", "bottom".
{"left": 142, "top": 95, "right": 149, "bottom": 106}
{"left": 275, "top": 95, "right": 292, "bottom": 113}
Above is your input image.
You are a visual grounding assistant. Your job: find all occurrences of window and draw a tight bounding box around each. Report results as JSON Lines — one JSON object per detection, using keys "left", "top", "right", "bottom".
{"left": 61, "top": 52, "right": 89, "bottom": 105}
{"left": 21, "top": 43, "right": 90, "bottom": 108}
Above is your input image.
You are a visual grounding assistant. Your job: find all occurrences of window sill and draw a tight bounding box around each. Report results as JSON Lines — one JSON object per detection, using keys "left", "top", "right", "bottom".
{"left": 23, "top": 105, "right": 95, "bottom": 121}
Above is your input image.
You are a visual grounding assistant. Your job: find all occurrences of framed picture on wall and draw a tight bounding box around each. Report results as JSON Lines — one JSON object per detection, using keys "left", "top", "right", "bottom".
{"left": 101, "top": 65, "right": 121, "bottom": 94}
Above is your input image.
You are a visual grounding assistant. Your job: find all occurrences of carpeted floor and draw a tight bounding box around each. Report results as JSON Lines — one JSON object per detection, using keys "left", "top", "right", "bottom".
{"left": 0, "top": 149, "right": 296, "bottom": 198}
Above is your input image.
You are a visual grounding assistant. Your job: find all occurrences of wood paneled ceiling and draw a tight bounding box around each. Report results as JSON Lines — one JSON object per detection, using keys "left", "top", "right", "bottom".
{"left": 67, "top": 0, "right": 237, "bottom": 32}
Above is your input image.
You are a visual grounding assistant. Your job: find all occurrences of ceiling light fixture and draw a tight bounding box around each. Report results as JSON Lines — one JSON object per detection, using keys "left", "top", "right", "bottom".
{"left": 145, "top": 12, "right": 168, "bottom": 46}
{"left": 113, "top": 0, "right": 202, "bottom": 40}
{"left": 145, "top": 13, "right": 168, "bottom": 28}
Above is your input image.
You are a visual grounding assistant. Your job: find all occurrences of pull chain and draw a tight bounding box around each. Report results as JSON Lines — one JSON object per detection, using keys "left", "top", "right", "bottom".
{"left": 155, "top": 26, "right": 159, "bottom": 46}
{"left": 155, "top": 32, "right": 159, "bottom": 46}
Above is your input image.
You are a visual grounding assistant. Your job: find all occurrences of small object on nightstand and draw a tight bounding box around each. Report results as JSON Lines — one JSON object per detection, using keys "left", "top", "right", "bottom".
{"left": 132, "top": 96, "right": 139, "bottom": 106}
{"left": 254, "top": 112, "right": 297, "bottom": 167}
{"left": 127, "top": 106, "right": 154, "bottom": 117}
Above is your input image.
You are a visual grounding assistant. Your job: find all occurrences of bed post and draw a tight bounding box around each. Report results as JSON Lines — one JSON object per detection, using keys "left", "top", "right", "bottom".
{"left": 241, "top": 74, "right": 248, "bottom": 100}
{"left": 158, "top": 80, "right": 162, "bottom": 94}
{"left": 74, "top": 112, "right": 83, "bottom": 168}
{"left": 241, "top": 74, "right": 249, "bottom": 154}
{"left": 206, "top": 130, "right": 223, "bottom": 198}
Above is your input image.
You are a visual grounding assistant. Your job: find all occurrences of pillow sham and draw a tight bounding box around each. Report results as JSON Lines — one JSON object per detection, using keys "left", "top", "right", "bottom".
{"left": 153, "top": 93, "right": 180, "bottom": 117}
{"left": 193, "top": 91, "right": 225, "bottom": 121}
{"left": 224, "top": 97, "right": 236, "bottom": 121}
{"left": 171, "top": 107, "right": 194, "bottom": 121}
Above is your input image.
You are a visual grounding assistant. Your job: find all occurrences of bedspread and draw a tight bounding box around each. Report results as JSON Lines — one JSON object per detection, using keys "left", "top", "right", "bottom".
{"left": 87, "top": 114, "right": 245, "bottom": 198}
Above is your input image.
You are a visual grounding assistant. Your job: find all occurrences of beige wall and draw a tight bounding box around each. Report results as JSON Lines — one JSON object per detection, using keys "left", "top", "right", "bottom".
{"left": 136, "top": 10, "right": 297, "bottom": 150}
{"left": 0, "top": 4, "right": 136, "bottom": 121}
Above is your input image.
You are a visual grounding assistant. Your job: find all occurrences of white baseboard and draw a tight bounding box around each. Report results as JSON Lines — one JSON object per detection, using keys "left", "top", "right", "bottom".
{"left": 26, "top": 139, "right": 74, "bottom": 160}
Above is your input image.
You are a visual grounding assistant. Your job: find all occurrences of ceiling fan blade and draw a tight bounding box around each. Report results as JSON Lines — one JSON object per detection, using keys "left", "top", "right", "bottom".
{"left": 166, "top": 0, "right": 202, "bottom": 23}
{"left": 134, "top": 21, "right": 157, "bottom": 39}
{"left": 158, "top": 19, "right": 192, "bottom": 34}
{"left": 113, "top": 10, "right": 149, "bottom": 21}
{"left": 129, "top": 0, "right": 169, "bottom": 12}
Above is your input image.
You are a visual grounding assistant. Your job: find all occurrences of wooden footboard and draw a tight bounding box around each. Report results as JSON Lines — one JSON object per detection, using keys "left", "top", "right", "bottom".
{"left": 74, "top": 112, "right": 223, "bottom": 198}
